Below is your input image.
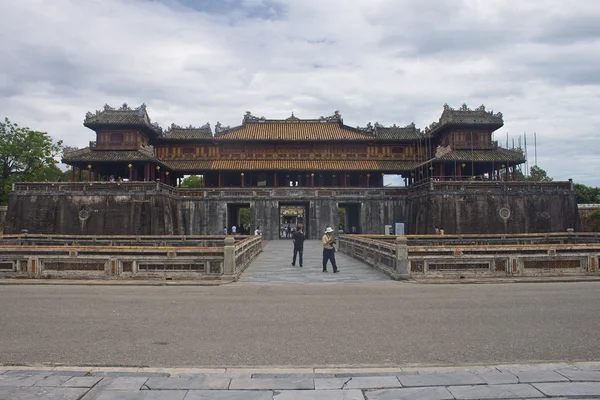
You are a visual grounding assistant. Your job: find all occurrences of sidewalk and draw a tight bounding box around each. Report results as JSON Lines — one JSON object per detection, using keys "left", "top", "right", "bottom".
{"left": 1, "top": 362, "right": 600, "bottom": 399}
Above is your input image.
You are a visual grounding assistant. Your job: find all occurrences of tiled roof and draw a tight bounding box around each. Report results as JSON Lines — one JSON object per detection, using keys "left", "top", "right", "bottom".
{"left": 163, "top": 159, "right": 420, "bottom": 171}
{"left": 374, "top": 123, "right": 423, "bottom": 140}
{"left": 84, "top": 103, "right": 163, "bottom": 137}
{"left": 163, "top": 123, "right": 212, "bottom": 140}
{"left": 435, "top": 148, "right": 526, "bottom": 163}
{"left": 62, "top": 147, "right": 157, "bottom": 163}
{"left": 425, "top": 104, "right": 504, "bottom": 137}
{"left": 214, "top": 122, "right": 374, "bottom": 141}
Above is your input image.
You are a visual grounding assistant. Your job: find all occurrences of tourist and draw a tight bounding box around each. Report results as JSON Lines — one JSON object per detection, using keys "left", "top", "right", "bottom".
{"left": 231, "top": 225, "right": 237, "bottom": 234}
{"left": 254, "top": 226, "right": 262, "bottom": 236}
{"left": 223, "top": 226, "right": 227, "bottom": 235}
{"left": 291, "top": 226, "right": 305, "bottom": 267}
{"left": 439, "top": 227, "right": 445, "bottom": 235}
{"left": 434, "top": 225, "right": 440, "bottom": 234}
{"left": 286, "top": 224, "right": 291, "bottom": 238}
{"left": 322, "top": 227, "right": 339, "bottom": 273}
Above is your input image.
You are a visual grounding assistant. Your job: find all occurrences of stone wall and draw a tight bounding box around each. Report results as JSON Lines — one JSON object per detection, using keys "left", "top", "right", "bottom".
{"left": 407, "top": 181, "right": 580, "bottom": 234}
{"left": 579, "top": 204, "right": 600, "bottom": 232}
{"left": 0, "top": 206, "right": 7, "bottom": 233}
{"left": 4, "top": 182, "right": 579, "bottom": 238}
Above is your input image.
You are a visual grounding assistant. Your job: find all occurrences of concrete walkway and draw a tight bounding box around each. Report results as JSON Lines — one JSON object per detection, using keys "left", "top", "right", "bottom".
{"left": 238, "top": 240, "right": 391, "bottom": 283}
{"left": 2, "top": 362, "right": 600, "bottom": 399}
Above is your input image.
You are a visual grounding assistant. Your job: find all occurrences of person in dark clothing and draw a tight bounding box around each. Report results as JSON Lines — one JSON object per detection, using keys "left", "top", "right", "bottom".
{"left": 286, "top": 224, "right": 291, "bottom": 238}
{"left": 291, "top": 226, "right": 305, "bottom": 267}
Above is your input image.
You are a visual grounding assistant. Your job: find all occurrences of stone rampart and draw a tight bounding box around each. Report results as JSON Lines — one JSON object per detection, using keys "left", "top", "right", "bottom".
{"left": 5, "top": 181, "right": 579, "bottom": 238}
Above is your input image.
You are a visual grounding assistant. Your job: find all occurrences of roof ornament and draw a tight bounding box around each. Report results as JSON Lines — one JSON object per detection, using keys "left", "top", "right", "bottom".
{"left": 199, "top": 122, "right": 210, "bottom": 130}
{"left": 120, "top": 103, "right": 132, "bottom": 110}
{"left": 151, "top": 122, "right": 163, "bottom": 134}
{"left": 374, "top": 122, "right": 384, "bottom": 128}
{"left": 215, "top": 121, "right": 231, "bottom": 134}
{"left": 424, "top": 121, "right": 440, "bottom": 133}
{"left": 286, "top": 112, "right": 299, "bottom": 121}
{"left": 103, "top": 104, "right": 115, "bottom": 111}
{"left": 357, "top": 122, "right": 375, "bottom": 134}
{"left": 476, "top": 104, "right": 486, "bottom": 111}
{"left": 243, "top": 111, "right": 265, "bottom": 123}
{"left": 459, "top": 103, "right": 469, "bottom": 111}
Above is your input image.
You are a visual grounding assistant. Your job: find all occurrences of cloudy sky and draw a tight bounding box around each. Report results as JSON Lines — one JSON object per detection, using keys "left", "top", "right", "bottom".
{"left": 1, "top": 0, "right": 599, "bottom": 185}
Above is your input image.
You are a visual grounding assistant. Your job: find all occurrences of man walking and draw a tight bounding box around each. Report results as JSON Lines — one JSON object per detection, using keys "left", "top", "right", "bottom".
{"left": 322, "top": 227, "right": 339, "bottom": 273}
{"left": 291, "top": 225, "right": 305, "bottom": 267}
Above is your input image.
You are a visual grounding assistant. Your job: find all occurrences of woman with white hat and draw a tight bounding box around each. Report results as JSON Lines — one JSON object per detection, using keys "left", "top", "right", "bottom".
{"left": 322, "top": 227, "right": 339, "bottom": 273}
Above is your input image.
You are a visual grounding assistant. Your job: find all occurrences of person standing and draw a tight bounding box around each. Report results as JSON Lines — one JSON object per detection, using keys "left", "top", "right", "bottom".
{"left": 286, "top": 224, "right": 291, "bottom": 238}
{"left": 223, "top": 226, "right": 228, "bottom": 235}
{"left": 231, "top": 225, "right": 237, "bottom": 234}
{"left": 254, "top": 226, "right": 261, "bottom": 236}
{"left": 322, "top": 227, "right": 339, "bottom": 273}
{"left": 291, "top": 226, "right": 305, "bottom": 267}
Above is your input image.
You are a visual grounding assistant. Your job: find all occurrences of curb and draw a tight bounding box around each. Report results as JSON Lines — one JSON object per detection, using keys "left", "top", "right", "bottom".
{"left": 0, "top": 279, "right": 232, "bottom": 286}
{"left": 2, "top": 361, "right": 599, "bottom": 375}
{"left": 408, "top": 276, "right": 600, "bottom": 284}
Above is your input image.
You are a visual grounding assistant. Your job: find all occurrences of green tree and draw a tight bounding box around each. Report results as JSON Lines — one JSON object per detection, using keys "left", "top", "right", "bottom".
{"left": 0, "top": 118, "right": 63, "bottom": 204}
{"left": 527, "top": 165, "right": 553, "bottom": 181}
{"left": 180, "top": 175, "right": 204, "bottom": 188}
{"left": 575, "top": 183, "right": 600, "bottom": 204}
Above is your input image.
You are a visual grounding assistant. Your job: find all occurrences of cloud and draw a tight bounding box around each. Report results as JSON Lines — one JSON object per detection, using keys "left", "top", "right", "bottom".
{"left": 0, "top": 0, "right": 599, "bottom": 186}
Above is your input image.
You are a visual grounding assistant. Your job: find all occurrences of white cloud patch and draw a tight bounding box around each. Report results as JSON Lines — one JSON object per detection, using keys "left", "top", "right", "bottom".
{"left": 1, "top": 0, "right": 599, "bottom": 185}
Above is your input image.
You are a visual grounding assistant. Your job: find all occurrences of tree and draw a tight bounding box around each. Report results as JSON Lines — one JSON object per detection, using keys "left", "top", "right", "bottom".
{"left": 0, "top": 118, "right": 63, "bottom": 204}
{"left": 180, "top": 175, "right": 204, "bottom": 188}
{"left": 527, "top": 165, "right": 553, "bottom": 182}
{"left": 575, "top": 183, "right": 600, "bottom": 204}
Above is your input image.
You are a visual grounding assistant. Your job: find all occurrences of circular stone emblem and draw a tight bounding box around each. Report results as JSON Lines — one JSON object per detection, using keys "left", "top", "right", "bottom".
{"left": 499, "top": 207, "right": 511, "bottom": 220}
{"left": 78, "top": 208, "right": 90, "bottom": 220}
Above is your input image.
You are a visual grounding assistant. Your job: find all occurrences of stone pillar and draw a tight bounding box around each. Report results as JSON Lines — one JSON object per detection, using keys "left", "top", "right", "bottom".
{"left": 70, "top": 168, "right": 75, "bottom": 182}
{"left": 395, "top": 236, "right": 409, "bottom": 280}
{"left": 223, "top": 236, "right": 235, "bottom": 276}
{"left": 87, "top": 167, "right": 92, "bottom": 182}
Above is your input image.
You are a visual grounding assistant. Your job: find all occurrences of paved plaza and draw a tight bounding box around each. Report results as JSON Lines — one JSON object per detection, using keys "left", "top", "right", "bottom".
{"left": 238, "top": 240, "right": 391, "bottom": 283}
{"left": 2, "top": 363, "right": 600, "bottom": 399}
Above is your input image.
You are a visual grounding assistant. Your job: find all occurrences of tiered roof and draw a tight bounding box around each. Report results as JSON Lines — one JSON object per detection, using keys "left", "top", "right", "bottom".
{"left": 374, "top": 122, "right": 423, "bottom": 140}
{"left": 161, "top": 123, "right": 212, "bottom": 140}
{"left": 425, "top": 104, "right": 504, "bottom": 137}
{"left": 84, "top": 103, "right": 163, "bottom": 138}
{"left": 213, "top": 111, "right": 376, "bottom": 141}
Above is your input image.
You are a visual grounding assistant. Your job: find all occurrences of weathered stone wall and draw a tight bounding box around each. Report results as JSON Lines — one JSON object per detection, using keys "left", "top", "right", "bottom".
{"left": 408, "top": 181, "right": 580, "bottom": 234}
{"left": 579, "top": 204, "right": 600, "bottom": 232}
{"left": 0, "top": 206, "right": 7, "bottom": 233}
{"left": 5, "top": 182, "right": 580, "bottom": 237}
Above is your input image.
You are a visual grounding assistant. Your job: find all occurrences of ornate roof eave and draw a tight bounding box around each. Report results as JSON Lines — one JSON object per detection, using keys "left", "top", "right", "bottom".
{"left": 83, "top": 103, "right": 164, "bottom": 137}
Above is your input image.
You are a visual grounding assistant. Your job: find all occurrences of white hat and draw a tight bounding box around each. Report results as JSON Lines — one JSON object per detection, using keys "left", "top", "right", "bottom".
{"left": 325, "top": 227, "right": 334, "bottom": 233}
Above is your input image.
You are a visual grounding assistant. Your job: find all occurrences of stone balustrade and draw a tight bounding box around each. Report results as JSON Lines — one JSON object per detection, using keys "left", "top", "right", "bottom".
{"left": 0, "top": 234, "right": 262, "bottom": 280}
{"left": 338, "top": 234, "right": 600, "bottom": 279}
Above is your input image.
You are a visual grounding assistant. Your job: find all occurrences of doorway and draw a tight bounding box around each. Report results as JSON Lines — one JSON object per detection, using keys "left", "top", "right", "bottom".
{"left": 279, "top": 202, "right": 309, "bottom": 239}
{"left": 227, "top": 203, "right": 251, "bottom": 234}
{"left": 339, "top": 203, "right": 361, "bottom": 234}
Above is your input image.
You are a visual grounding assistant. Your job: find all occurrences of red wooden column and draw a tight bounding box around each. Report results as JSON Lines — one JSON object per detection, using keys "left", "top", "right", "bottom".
{"left": 311, "top": 173, "right": 314, "bottom": 187}
{"left": 218, "top": 172, "right": 222, "bottom": 188}
{"left": 128, "top": 164, "right": 133, "bottom": 181}
{"left": 87, "top": 165, "right": 92, "bottom": 182}
{"left": 241, "top": 173, "right": 245, "bottom": 187}
{"left": 366, "top": 173, "right": 370, "bottom": 188}
{"left": 274, "top": 172, "right": 278, "bottom": 188}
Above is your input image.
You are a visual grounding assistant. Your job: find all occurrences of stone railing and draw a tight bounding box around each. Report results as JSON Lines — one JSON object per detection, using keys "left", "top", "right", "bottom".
{"left": 223, "top": 235, "right": 263, "bottom": 278}
{"left": 358, "top": 232, "right": 600, "bottom": 246}
{"left": 410, "top": 180, "right": 573, "bottom": 193}
{"left": 0, "top": 234, "right": 262, "bottom": 280}
{"left": 11, "top": 182, "right": 409, "bottom": 198}
{"left": 338, "top": 234, "right": 600, "bottom": 279}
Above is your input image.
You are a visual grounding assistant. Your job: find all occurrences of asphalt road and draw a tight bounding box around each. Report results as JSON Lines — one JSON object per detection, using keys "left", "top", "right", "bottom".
{"left": 0, "top": 282, "right": 599, "bottom": 368}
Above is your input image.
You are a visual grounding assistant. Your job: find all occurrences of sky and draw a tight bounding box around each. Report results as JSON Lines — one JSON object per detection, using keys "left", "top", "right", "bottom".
{"left": 1, "top": 0, "right": 599, "bottom": 186}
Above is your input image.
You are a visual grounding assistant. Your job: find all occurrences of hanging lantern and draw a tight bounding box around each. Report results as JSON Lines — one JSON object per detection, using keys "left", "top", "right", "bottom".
{"left": 461, "top": 163, "right": 466, "bottom": 168}
{"left": 127, "top": 163, "right": 132, "bottom": 169}
{"left": 311, "top": 173, "right": 314, "bottom": 177}
{"left": 87, "top": 164, "right": 92, "bottom": 169}
{"left": 241, "top": 172, "right": 245, "bottom": 177}
{"left": 156, "top": 166, "right": 160, "bottom": 171}
{"left": 165, "top": 171, "right": 169, "bottom": 176}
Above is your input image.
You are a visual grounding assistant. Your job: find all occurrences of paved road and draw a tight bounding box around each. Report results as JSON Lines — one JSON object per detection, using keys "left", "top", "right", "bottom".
{"left": 239, "top": 240, "right": 391, "bottom": 283}
{"left": 0, "top": 283, "right": 599, "bottom": 367}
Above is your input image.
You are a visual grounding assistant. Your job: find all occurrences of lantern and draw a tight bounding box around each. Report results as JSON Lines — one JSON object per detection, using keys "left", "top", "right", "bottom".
{"left": 87, "top": 164, "right": 92, "bottom": 169}
{"left": 156, "top": 166, "right": 160, "bottom": 171}
{"left": 128, "top": 163, "right": 132, "bottom": 169}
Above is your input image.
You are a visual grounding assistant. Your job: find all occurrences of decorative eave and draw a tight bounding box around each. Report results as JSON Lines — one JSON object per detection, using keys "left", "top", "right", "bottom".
{"left": 83, "top": 103, "right": 164, "bottom": 139}
{"left": 425, "top": 104, "right": 504, "bottom": 137}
